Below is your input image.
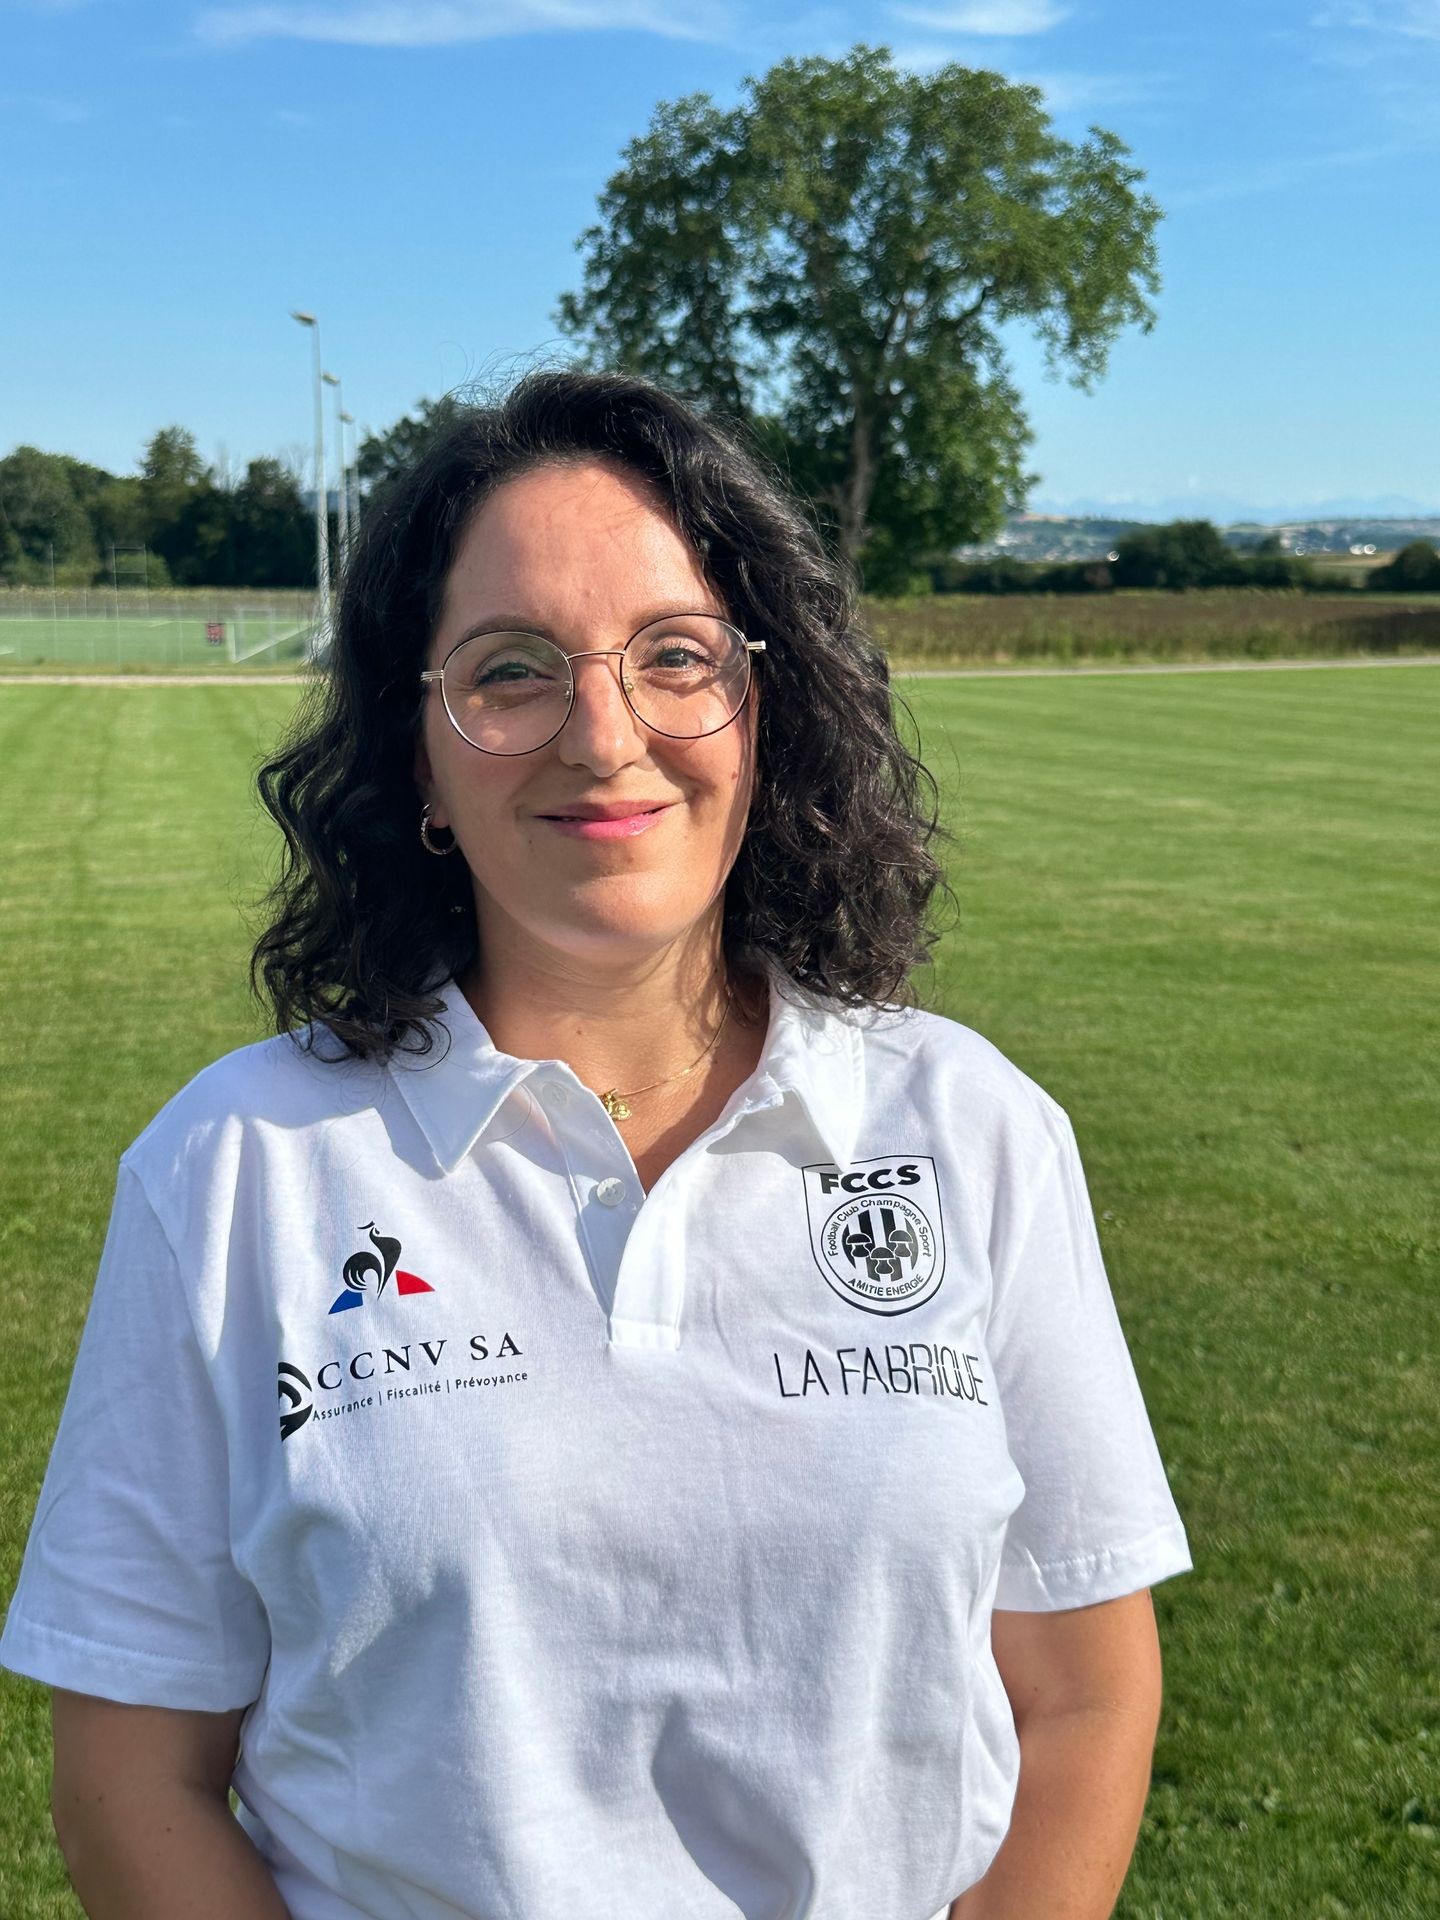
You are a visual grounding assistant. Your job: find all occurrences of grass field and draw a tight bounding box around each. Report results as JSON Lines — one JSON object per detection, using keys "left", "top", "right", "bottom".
{"left": 0, "top": 670, "right": 1436, "bottom": 1916}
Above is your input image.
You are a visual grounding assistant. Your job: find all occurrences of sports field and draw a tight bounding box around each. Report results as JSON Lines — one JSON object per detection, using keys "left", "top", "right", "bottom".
{"left": 0, "top": 607, "right": 315, "bottom": 670}
{"left": 0, "top": 668, "right": 1435, "bottom": 1916}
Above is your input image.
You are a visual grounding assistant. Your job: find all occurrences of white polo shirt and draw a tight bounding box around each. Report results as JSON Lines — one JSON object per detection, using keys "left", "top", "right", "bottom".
{"left": 1, "top": 969, "right": 1193, "bottom": 1920}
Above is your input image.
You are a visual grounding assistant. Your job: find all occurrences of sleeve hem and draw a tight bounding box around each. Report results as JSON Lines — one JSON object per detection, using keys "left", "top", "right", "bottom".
{"left": 0, "top": 1611, "right": 266, "bottom": 1710}
{"left": 993, "top": 1519, "right": 1194, "bottom": 1613}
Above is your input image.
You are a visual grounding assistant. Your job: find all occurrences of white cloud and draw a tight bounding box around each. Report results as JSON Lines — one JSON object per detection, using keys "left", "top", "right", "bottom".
{"left": 887, "top": 0, "right": 1070, "bottom": 33}
{"left": 1163, "top": 136, "right": 1426, "bottom": 208}
{"left": 194, "top": 0, "right": 735, "bottom": 46}
{"left": 1303, "top": 4, "right": 1440, "bottom": 138}
{"left": 0, "top": 90, "right": 90, "bottom": 121}
{"left": 1312, "top": 1, "right": 1440, "bottom": 36}
{"left": 1013, "top": 68, "right": 1159, "bottom": 110}
{"left": 884, "top": 47, "right": 1159, "bottom": 112}
{"left": 884, "top": 38, "right": 970, "bottom": 71}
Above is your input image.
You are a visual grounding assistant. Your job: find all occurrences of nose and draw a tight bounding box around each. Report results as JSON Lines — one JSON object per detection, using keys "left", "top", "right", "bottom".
{"left": 554, "top": 648, "right": 648, "bottom": 771}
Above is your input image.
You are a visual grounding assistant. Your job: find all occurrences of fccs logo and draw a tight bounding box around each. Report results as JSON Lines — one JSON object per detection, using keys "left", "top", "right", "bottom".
{"left": 802, "top": 1156, "right": 946, "bottom": 1314}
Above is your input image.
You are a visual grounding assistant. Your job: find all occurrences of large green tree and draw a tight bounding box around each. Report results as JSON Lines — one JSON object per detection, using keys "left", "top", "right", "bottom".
{"left": 357, "top": 395, "right": 467, "bottom": 493}
{"left": 554, "top": 44, "right": 1162, "bottom": 592}
{"left": 229, "top": 457, "right": 313, "bottom": 587}
{"left": 140, "top": 427, "right": 207, "bottom": 539}
{"left": 1368, "top": 539, "right": 1440, "bottom": 592}
{"left": 1111, "top": 519, "right": 1237, "bottom": 590}
{"left": 0, "top": 447, "right": 100, "bottom": 584}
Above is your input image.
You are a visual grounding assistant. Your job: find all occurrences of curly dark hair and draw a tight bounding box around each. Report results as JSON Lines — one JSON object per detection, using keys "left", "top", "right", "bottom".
{"left": 248, "top": 365, "right": 957, "bottom": 1061}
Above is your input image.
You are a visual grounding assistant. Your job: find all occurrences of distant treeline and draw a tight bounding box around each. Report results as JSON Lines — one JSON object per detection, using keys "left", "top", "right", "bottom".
{"left": 5, "top": 430, "right": 1440, "bottom": 597}
{"left": 930, "top": 519, "right": 1440, "bottom": 595}
{"left": 0, "top": 431, "right": 323, "bottom": 589}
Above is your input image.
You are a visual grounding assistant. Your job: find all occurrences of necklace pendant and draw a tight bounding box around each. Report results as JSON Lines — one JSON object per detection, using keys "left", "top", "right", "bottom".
{"left": 600, "top": 1089, "right": 632, "bottom": 1122}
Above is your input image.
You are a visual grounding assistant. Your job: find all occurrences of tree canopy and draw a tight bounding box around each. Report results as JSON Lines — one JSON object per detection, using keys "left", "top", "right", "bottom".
{"left": 1111, "top": 519, "right": 1237, "bottom": 589}
{"left": 1367, "top": 539, "right": 1440, "bottom": 592}
{"left": 356, "top": 395, "right": 467, "bottom": 493}
{"left": 0, "top": 431, "right": 318, "bottom": 589}
{"left": 0, "top": 447, "right": 100, "bottom": 582}
{"left": 553, "top": 43, "right": 1163, "bottom": 591}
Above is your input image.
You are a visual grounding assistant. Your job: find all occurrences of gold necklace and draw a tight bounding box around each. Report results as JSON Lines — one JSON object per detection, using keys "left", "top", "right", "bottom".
{"left": 598, "top": 993, "right": 733, "bottom": 1122}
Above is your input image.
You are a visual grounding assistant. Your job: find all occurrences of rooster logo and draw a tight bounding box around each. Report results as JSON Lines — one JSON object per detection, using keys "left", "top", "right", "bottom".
{"left": 328, "top": 1221, "right": 435, "bottom": 1314}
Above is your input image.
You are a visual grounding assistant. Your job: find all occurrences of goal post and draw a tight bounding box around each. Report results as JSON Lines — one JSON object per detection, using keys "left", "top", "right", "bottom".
{"left": 227, "top": 606, "right": 313, "bottom": 665}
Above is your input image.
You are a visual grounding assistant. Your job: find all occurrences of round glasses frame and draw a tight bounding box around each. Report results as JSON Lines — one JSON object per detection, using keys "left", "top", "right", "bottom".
{"left": 419, "top": 614, "right": 766, "bottom": 756}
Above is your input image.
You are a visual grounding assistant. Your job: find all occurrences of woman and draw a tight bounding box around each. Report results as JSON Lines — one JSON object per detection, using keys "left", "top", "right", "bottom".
{"left": 1, "top": 368, "right": 1192, "bottom": 1920}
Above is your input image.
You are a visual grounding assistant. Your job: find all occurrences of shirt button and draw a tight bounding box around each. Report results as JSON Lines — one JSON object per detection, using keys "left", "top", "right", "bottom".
{"left": 595, "top": 1176, "right": 628, "bottom": 1207}
{"left": 545, "top": 1082, "right": 572, "bottom": 1108}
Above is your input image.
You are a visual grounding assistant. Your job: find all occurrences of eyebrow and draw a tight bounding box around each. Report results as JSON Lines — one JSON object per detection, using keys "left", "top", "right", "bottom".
{"left": 455, "top": 602, "right": 725, "bottom": 647}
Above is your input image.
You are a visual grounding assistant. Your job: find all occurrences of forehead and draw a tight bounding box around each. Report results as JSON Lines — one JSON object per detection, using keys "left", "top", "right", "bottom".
{"left": 440, "top": 461, "right": 714, "bottom": 629}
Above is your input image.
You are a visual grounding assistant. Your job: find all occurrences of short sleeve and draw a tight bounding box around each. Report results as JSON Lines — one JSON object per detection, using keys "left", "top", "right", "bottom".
{"left": 987, "top": 1099, "right": 1194, "bottom": 1611}
{"left": 0, "top": 1156, "right": 270, "bottom": 1708}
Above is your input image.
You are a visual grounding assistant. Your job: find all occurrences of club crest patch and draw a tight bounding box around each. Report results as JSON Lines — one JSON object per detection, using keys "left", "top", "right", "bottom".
{"left": 802, "top": 1156, "right": 946, "bottom": 1314}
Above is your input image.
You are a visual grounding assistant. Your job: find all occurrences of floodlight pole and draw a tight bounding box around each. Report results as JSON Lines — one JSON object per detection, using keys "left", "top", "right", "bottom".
{"left": 290, "top": 310, "right": 331, "bottom": 640}
{"left": 339, "top": 409, "right": 357, "bottom": 562}
{"left": 323, "top": 369, "right": 350, "bottom": 577}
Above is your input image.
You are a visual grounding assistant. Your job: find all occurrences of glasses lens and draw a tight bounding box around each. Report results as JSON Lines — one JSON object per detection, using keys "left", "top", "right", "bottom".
{"left": 442, "top": 632, "right": 571, "bottom": 753}
{"left": 438, "top": 617, "right": 753, "bottom": 753}
{"left": 624, "top": 616, "right": 750, "bottom": 739}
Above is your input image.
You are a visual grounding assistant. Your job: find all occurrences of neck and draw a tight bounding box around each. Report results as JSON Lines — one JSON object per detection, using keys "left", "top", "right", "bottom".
{"left": 456, "top": 914, "right": 763, "bottom": 1096}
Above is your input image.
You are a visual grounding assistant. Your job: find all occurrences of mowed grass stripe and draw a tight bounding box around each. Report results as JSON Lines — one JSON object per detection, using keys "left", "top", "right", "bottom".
{"left": 0, "top": 685, "right": 295, "bottom": 1912}
{"left": 918, "top": 670, "right": 1436, "bottom": 1913}
{"left": 0, "top": 671, "right": 1436, "bottom": 1916}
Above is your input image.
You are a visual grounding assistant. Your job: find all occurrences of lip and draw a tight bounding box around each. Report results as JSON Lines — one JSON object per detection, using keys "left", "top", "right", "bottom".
{"left": 535, "top": 802, "right": 676, "bottom": 841}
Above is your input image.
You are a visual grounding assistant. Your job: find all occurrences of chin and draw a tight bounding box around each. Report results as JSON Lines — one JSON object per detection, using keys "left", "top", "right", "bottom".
{"left": 529, "top": 905, "right": 709, "bottom": 961}
{"left": 553, "top": 917, "right": 700, "bottom": 954}
{"left": 481, "top": 866, "right": 724, "bottom": 958}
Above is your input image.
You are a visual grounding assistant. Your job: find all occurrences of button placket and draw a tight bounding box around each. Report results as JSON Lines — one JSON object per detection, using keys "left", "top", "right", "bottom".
{"left": 607, "top": 1189, "right": 687, "bottom": 1348}
{"left": 539, "top": 1073, "right": 786, "bottom": 1347}
{"left": 604, "top": 1089, "right": 786, "bottom": 1347}
{"left": 536, "top": 1080, "right": 643, "bottom": 1318}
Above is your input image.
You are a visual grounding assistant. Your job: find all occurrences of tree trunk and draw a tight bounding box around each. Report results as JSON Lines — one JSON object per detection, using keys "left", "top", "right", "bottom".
{"left": 838, "top": 401, "right": 876, "bottom": 577}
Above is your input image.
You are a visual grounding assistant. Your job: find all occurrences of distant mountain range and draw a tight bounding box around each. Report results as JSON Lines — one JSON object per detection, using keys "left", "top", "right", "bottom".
{"left": 1031, "top": 492, "right": 1440, "bottom": 524}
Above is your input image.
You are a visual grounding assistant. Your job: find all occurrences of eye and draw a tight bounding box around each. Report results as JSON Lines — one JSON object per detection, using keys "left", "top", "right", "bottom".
{"left": 633, "top": 630, "right": 725, "bottom": 674}
{"left": 476, "top": 657, "right": 544, "bottom": 685}
{"left": 451, "top": 633, "right": 566, "bottom": 693}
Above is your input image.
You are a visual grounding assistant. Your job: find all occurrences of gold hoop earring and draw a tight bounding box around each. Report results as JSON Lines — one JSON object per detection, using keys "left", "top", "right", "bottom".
{"left": 420, "top": 803, "right": 458, "bottom": 856}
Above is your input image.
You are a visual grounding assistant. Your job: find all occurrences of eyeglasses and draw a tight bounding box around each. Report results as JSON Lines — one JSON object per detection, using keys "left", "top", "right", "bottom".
{"left": 419, "top": 613, "right": 765, "bottom": 756}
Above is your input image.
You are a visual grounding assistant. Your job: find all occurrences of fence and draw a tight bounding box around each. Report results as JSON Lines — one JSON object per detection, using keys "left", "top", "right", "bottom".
{"left": 0, "top": 588, "right": 322, "bottom": 669}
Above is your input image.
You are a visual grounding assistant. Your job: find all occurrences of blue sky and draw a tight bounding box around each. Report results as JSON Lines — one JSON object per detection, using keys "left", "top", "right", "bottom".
{"left": 4, "top": 0, "right": 1439, "bottom": 519}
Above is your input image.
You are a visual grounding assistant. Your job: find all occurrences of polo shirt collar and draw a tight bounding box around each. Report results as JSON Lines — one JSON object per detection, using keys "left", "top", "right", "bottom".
{"left": 753, "top": 969, "right": 864, "bottom": 1172}
{"left": 384, "top": 969, "right": 862, "bottom": 1176}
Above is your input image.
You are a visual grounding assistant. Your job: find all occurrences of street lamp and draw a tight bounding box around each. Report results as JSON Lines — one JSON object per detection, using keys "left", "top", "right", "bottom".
{"left": 339, "top": 408, "right": 356, "bottom": 560}
{"left": 290, "top": 310, "right": 331, "bottom": 644}
{"left": 322, "top": 369, "right": 350, "bottom": 577}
